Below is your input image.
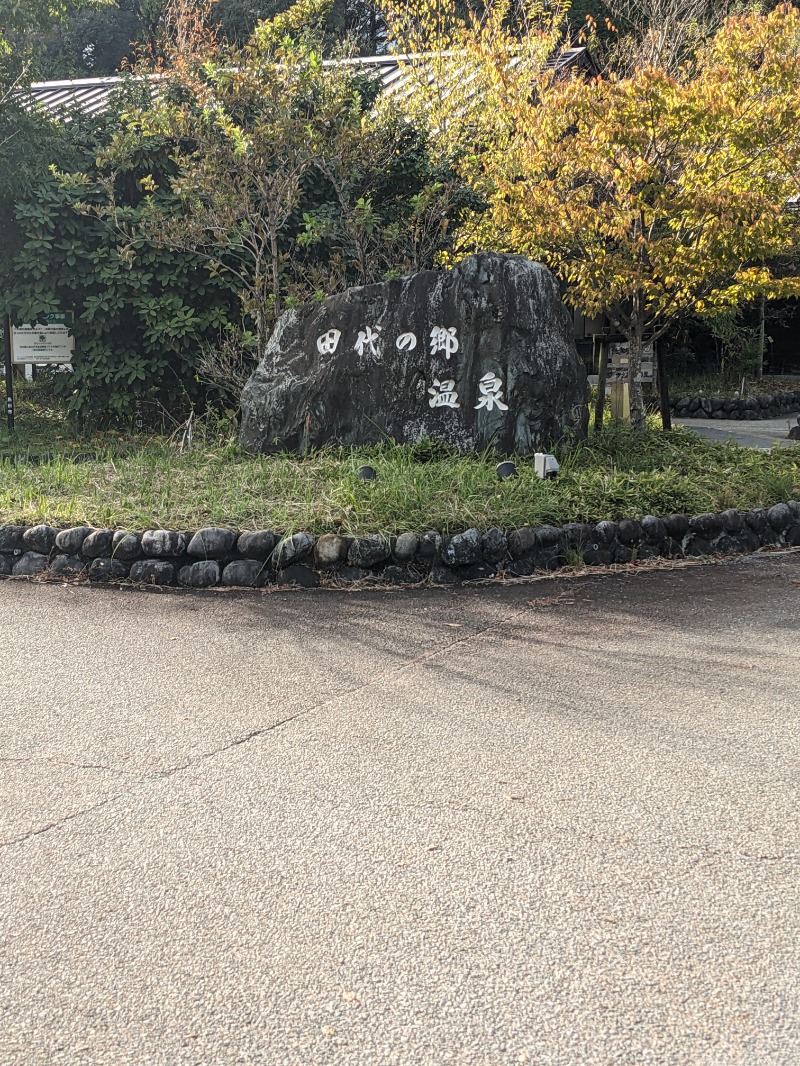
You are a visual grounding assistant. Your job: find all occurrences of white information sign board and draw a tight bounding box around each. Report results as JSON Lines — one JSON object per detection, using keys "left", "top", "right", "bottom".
{"left": 11, "top": 313, "right": 74, "bottom": 364}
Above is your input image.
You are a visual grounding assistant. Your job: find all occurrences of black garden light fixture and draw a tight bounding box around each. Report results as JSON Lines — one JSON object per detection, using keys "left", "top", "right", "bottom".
{"left": 496, "top": 461, "right": 518, "bottom": 480}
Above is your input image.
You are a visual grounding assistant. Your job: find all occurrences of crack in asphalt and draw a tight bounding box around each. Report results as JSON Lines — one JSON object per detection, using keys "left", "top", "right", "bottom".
{"left": 0, "top": 755, "right": 138, "bottom": 777}
{"left": 0, "top": 796, "right": 122, "bottom": 849}
{"left": 153, "top": 714, "right": 310, "bottom": 778}
{"left": 156, "top": 594, "right": 546, "bottom": 777}
{"left": 0, "top": 596, "right": 548, "bottom": 850}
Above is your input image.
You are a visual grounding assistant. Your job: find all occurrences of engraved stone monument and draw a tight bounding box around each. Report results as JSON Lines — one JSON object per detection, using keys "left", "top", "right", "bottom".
{"left": 240, "top": 252, "right": 587, "bottom": 455}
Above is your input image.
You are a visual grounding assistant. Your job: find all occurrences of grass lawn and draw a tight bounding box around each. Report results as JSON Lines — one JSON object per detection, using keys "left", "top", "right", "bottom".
{"left": 1, "top": 384, "right": 798, "bottom": 534}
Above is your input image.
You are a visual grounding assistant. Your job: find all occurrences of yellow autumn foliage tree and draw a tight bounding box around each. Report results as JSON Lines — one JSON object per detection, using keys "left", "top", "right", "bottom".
{"left": 385, "top": 1, "right": 800, "bottom": 429}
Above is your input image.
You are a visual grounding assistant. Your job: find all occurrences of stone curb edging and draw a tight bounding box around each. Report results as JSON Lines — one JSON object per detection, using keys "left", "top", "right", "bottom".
{"left": 670, "top": 390, "right": 800, "bottom": 421}
{"left": 2, "top": 503, "right": 799, "bottom": 590}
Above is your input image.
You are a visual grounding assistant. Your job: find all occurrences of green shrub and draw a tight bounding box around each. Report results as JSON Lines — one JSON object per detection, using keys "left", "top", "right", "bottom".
{"left": 1, "top": 108, "right": 240, "bottom": 424}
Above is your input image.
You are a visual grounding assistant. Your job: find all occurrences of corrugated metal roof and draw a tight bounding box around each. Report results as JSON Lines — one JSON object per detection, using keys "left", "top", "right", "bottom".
{"left": 20, "top": 48, "right": 593, "bottom": 118}
{"left": 22, "top": 74, "right": 133, "bottom": 117}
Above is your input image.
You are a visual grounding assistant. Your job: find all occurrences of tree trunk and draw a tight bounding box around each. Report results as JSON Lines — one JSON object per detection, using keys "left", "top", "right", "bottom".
{"left": 357, "top": 243, "right": 367, "bottom": 286}
{"left": 594, "top": 338, "right": 607, "bottom": 433}
{"left": 255, "top": 305, "right": 268, "bottom": 365}
{"left": 758, "top": 294, "right": 765, "bottom": 380}
{"left": 270, "top": 229, "right": 281, "bottom": 319}
{"left": 628, "top": 317, "right": 646, "bottom": 432}
{"left": 657, "top": 340, "right": 671, "bottom": 432}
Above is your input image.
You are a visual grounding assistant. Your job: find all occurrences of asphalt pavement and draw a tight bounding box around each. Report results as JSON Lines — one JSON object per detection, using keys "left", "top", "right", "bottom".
{"left": 674, "top": 412, "right": 800, "bottom": 449}
{"left": 1, "top": 554, "right": 799, "bottom": 1065}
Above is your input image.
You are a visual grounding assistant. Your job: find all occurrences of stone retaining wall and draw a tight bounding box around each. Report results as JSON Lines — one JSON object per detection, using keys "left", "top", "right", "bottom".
{"left": 671, "top": 390, "right": 800, "bottom": 420}
{"left": 2, "top": 503, "right": 799, "bottom": 589}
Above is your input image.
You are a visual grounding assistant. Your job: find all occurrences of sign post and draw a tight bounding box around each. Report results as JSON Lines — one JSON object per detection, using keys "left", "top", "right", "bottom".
{"left": 3, "top": 314, "right": 13, "bottom": 434}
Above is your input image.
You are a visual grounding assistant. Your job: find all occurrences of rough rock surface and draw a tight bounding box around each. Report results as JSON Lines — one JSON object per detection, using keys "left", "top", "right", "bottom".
{"left": 672, "top": 388, "right": 800, "bottom": 420}
{"left": 129, "top": 560, "right": 175, "bottom": 585}
{"left": 481, "top": 527, "right": 508, "bottom": 564}
{"left": 82, "top": 529, "right": 114, "bottom": 559}
{"left": 442, "top": 528, "right": 481, "bottom": 567}
{"left": 0, "top": 525, "right": 26, "bottom": 552}
{"left": 393, "top": 533, "right": 419, "bottom": 564}
{"left": 617, "top": 519, "right": 642, "bottom": 545}
{"left": 277, "top": 565, "right": 320, "bottom": 588}
{"left": 314, "top": 534, "right": 349, "bottom": 569}
{"left": 508, "top": 527, "right": 536, "bottom": 559}
{"left": 333, "top": 565, "right": 371, "bottom": 584}
{"left": 415, "top": 531, "right": 441, "bottom": 565}
{"left": 12, "top": 552, "right": 47, "bottom": 577}
{"left": 236, "top": 531, "right": 276, "bottom": 560}
{"left": 23, "top": 524, "right": 58, "bottom": 554}
{"left": 274, "top": 533, "right": 315, "bottom": 568}
{"left": 767, "top": 503, "right": 792, "bottom": 532}
{"left": 348, "top": 535, "right": 392, "bottom": 569}
{"left": 187, "top": 528, "right": 237, "bottom": 559}
{"left": 641, "top": 516, "right": 668, "bottom": 543}
{"left": 179, "top": 560, "right": 221, "bottom": 588}
{"left": 49, "top": 554, "right": 87, "bottom": 578}
{"left": 112, "top": 531, "right": 143, "bottom": 561}
{"left": 241, "top": 253, "right": 587, "bottom": 456}
{"left": 384, "top": 565, "right": 417, "bottom": 585}
{"left": 141, "top": 530, "right": 186, "bottom": 558}
{"left": 222, "top": 559, "right": 269, "bottom": 587}
{"left": 89, "top": 558, "right": 129, "bottom": 582}
{"left": 55, "top": 526, "right": 94, "bottom": 555}
{"left": 593, "top": 521, "right": 617, "bottom": 546}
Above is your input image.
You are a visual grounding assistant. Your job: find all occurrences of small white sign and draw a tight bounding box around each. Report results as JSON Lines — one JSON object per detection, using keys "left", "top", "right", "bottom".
{"left": 607, "top": 341, "right": 654, "bottom": 384}
{"left": 11, "top": 314, "right": 75, "bottom": 364}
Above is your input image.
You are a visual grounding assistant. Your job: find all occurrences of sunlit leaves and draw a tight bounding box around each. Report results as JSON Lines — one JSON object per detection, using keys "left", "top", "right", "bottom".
{"left": 387, "top": 1, "right": 800, "bottom": 428}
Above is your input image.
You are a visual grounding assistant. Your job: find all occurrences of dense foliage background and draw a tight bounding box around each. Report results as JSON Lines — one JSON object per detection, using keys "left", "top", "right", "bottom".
{"left": 2, "top": 0, "right": 798, "bottom": 430}
{"left": 0, "top": 45, "right": 472, "bottom": 420}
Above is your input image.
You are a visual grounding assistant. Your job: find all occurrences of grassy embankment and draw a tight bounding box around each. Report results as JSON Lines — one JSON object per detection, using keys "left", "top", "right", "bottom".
{"left": 0, "top": 384, "right": 798, "bottom": 534}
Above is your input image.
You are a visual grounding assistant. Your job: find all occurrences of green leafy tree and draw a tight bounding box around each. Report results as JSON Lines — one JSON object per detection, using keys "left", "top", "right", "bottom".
{"left": 1, "top": 1, "right": 467, "bottom": 420}
{"left": 386, "top": 0, "right": 800, "bottom": 429}
{"left": 1, "top": 103, "right": 240, "bottom": 421}
{"left": 1, "top": 0, "right": 114, "bottom": 83}
{"left": 213, "top": 0, "right": 388, "bottom": 52}
{"left": 117, "top": 0, "right": 467, "bottom": 359}
{"left": 30, "top": 0, "right": 144, "bottom": 78}
{"left": 1, "top": 0, "right": 114, "bottom": 213}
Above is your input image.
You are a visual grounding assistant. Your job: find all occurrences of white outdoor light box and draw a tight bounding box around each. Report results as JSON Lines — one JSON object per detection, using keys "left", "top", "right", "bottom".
{"left": 534, "top": 452, "right": 560, "bottom": 479}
